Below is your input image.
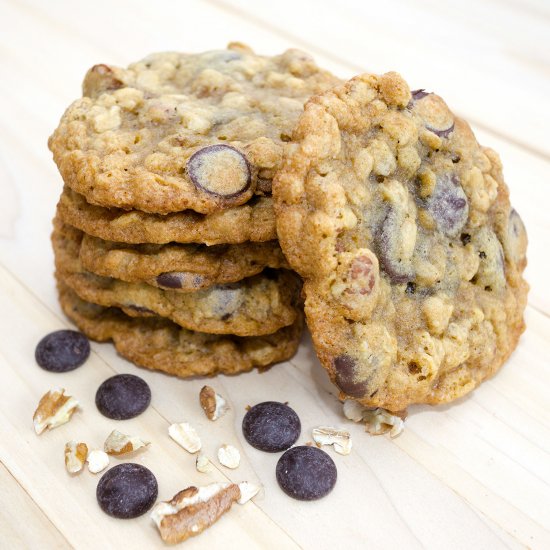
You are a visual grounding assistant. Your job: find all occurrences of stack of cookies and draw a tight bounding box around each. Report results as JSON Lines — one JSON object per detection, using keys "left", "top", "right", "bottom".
{"left": 49, "top": 43, "right": 529, "bottom": 413}
{"left": 48, "top": 43, "right": 340, "bottom": 378}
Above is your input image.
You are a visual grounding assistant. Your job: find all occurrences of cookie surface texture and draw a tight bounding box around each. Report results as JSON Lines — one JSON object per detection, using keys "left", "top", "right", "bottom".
{"left": 56, "top": 187, "right": 277, "bottom": 245}
{"left": 273, "top": 72, "right": 528, "bottom": 411}
{"left": 77, "top": 231, "right": 289, "bottom": 291}
{"left": 49, "top": 44, "right": 340, "bottom": 214}
{"left": 53, "top": 221, "right": 301, "bottom": 337}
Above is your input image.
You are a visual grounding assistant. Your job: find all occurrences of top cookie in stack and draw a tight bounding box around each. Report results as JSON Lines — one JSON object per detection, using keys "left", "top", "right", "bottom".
{"left": 49, "top": 43, "right": 341, "bottom": 378}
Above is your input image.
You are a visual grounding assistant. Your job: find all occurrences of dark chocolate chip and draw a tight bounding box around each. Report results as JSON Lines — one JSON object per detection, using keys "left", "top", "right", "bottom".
{"left": 96, "top": 463, "right": 158, "bottom": 519}
{"left": 187, "top": 144, "right": 251, "bottom": 197}
{"left": 407, "top": 89, "right": 431, "bottom": 108}
{"left": 426, "top": 122, "right": 455, "bottom": 138}
{"left": 424, "top": 174, "right": 469, "bottom": 237}
{"left": 376, "top": 209, "right": 414, "bottom": 284}
{"left": 35, "top": 330, "right": 90, "bottom": 373}
{"left": 156, "top": 272, "right": 206, "bottom": 290}
{"left": 411, "top": 89, "right": 430, "bottom": 101}
{"left": 333, "top": 355, "right": 370, "bottom": 398}
{"left": 506, "top": 209, "right": 527, "bottom": 264}
{"left": 156, "top": 272, "right": 184, "bottom": 289}
{"left": 276, "top": 446, "right": 337, "bottom": 501}
{"left": 242, "top": 401, "right": 301, "bottom": 452}
{"left": 95, "top": 374, "right": 151, "bottom": 420}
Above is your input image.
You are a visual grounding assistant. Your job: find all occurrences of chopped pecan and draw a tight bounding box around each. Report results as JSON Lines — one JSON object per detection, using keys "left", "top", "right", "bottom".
{"left": 151, "top": 482, "right": 259, "bottom": 543}
{"left": 33, "top": 388, "right": 79, "bottom": 435}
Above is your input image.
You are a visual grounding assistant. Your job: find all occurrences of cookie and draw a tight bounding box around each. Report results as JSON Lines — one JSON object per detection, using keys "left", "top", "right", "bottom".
{"left": 48, "top": 44, "right": 340, "bottom": 214}
{"left": 75, "top": 225, "right": 289, "bottom": 291}
{"left": 53, "top": 224, "right": 301, "bottom": 337}
{"left": 56, "top": 187, "right": 276, "bottom": 245}
{"left": 57, "top": 282, "right": 303, "bottom": 377}
{"left": 274, "top": 72, "right": 528, "bottom": 411}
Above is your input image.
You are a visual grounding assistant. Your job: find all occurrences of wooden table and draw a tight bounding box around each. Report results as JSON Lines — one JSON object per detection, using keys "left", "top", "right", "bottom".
{"left": 1, "top": 1, "right": 549, "bottom": 548}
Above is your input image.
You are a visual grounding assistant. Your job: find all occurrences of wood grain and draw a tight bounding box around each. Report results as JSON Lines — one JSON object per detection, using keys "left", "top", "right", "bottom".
{"left": 0, "top": 0, "right": 549, "bottom": 548}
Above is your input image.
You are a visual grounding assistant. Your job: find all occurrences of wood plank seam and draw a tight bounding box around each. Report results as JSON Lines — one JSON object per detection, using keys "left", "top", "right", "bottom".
{"left": 0, "top": 459, "right": 74, "bottom": 549}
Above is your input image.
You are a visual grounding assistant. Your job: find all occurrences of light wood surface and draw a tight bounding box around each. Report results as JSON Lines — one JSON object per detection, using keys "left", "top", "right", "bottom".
{"left": 0, "top": 1, "right": 549, "bottom": 548}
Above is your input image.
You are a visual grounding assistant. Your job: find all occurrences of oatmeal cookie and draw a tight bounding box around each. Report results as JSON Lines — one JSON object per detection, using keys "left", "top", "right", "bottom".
{"left": 274, "top": 72, "right": 528, "bottom": 411}
{"left": 49, "top": 44, "right": 340, "bottom": 214}
{"left": 56, "top": 187, "right": 276, "bottom": 245}
{"left": 74, "top": 226, "right": 289, "bottom": 291}
{"left": 54, "top": 225, "right": 300, "bottom": 337}
{"left": 58, "top": 282, "right": 303, "bottom": 377}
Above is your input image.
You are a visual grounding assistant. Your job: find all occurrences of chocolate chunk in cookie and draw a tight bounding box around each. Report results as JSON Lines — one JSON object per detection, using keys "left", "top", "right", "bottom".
{"left": 187, "top": 145, "right": 251, "bottom": 197}
{"left": 49, "top": 45, "right": 340, "bottom": 214}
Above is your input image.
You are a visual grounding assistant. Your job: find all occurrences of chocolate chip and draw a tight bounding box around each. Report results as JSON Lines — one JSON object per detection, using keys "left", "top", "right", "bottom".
{"left": 156, "top": 272, "right": 184, "bottom": 289}
{"left": 187, "top": 145, "right": 251, "bottom": 197}
{"left": 411, "top": 89, "right": 430, "bottom": 101}
{"left": 276, "top": 446, "right": 337, "bottom": 501}
{"left": 156, "top": 272, "right": 206, "bottom": 290}
{"left": 424, "top": 174, "right": 468, "bottom": 237}
{"left": 407, "top": 89, "right": 431, "bottom": 109}
{"left": 376, "top": 210, "right": 414, "bottom": 284}
{"left": 96, "top": 463, "right": 158, "bottom": 519}
{"left": 506, "top": 209, "right": 527, "bottom": 264}
{"left": 95, "top": 374, "right": 151, "bottom": 420}
{"left": 426, "top": 122, "right": 455, "bottom": 139}
{"left": 35, "top": 330, "right": 90, "bottom": 372}
{"left": 509, "top": 209, "right": 524, "bottom": 238}
{"left": 242, "top": 401, "right": 301, "bottom": 452}
{"left": 333, "top": 354, "right": 370, "bottom": 398}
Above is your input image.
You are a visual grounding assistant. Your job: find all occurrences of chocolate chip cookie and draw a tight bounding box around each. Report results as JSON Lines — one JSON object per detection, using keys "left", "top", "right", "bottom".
{"left": 75, "top": 225, "right": 289, "bottom": 291}
{"left": 56, "top": 187, "right": 277, "bottom": 245}
{"left": 53, "top": 222, "right": 301, "bottom": 337}
{"left": 274, "top": 72, "right": 528, "bottom": 411}
{"left": 48, "top": 43, "right": 340, "bottom": 214}
{"left": 58, "top": 282, "right": 303, "bottom": 377}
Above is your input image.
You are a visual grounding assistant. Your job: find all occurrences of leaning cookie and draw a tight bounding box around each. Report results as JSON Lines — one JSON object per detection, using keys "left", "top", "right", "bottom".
{"left": 56, "top": 188, "right": 276, "bottom": 245}
{"left": 49, "top": 43, "right": 340, "bottom": 214}
{"left": 61, "top": 222, "right": 290, "bottom": 291}
{"left": 58, "top": 282, "right": 303, "bottom": 377}
{"left": 53, "top": 224, "right": 301, "bottom": 337}
{"left": 274, "top": 72, "right": 528, "bottom": 411}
